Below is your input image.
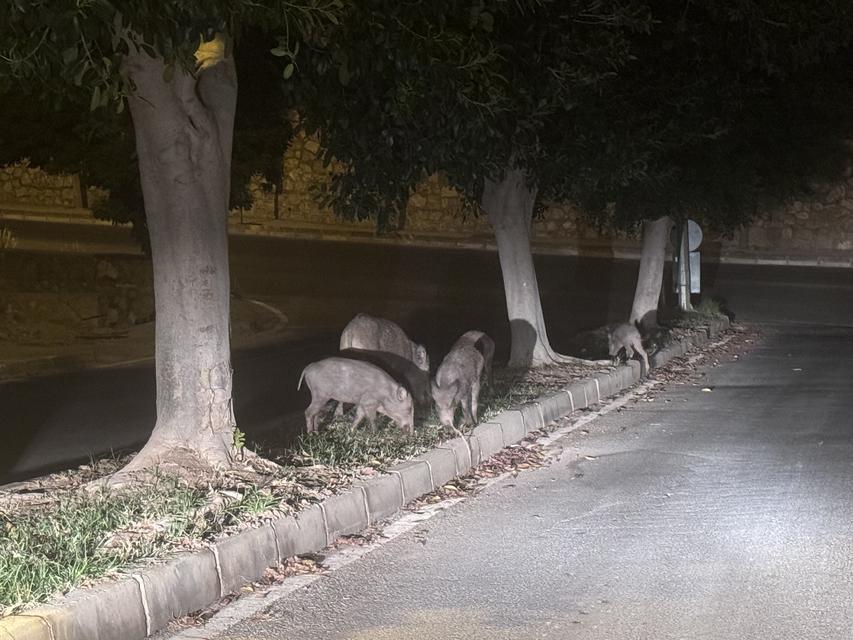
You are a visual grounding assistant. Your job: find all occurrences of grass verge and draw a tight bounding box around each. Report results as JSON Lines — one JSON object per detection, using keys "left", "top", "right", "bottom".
{"left": 0, "top": 358, "right": 608, "bottom": 615}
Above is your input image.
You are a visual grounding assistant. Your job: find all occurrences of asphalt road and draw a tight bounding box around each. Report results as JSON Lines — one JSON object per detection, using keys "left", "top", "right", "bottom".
{"left": 203, "top": 324, "right": 853, "bottom": 640}
{"left": 2, "top": 235, "right": 852, "bottom": 482}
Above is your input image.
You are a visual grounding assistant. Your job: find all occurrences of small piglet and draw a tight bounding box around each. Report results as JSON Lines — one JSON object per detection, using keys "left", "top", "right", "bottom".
{"left": 607, "top": 322, "right": 649, "bottom": 372}
{"left": 298, "top": 357, "right": 414, "bottom": 434}
{"left": 431, "top": 330, "right": 494, "bottom": 428}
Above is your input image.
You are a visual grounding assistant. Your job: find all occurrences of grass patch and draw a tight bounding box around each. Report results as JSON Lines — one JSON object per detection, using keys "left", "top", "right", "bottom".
{"left": 273, "top": 416, "right": 445, "bottom": 472}
{"left": 669, "top": 297, "right": 728, "bottom": 329}
{"left": 0, "top": 477, "right": 300, "bottom": 615}
{"left": 0, "top": 477, "right": 203, "bottom": 614}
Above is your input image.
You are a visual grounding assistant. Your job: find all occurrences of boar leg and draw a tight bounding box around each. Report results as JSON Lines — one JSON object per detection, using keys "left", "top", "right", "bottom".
{"left": 334, "top": 402, "right": 345, "bottom": 418}
{"left": 353, "top": 404, "right": 378, "bottom": 430}
{"left": 460, "top": 385, "right": 475, "bottom": 425}
{"left": 470, "top": 379, "right": 481, "bottom": 423}
{"left": 634, "top": 341, "right": 650, "bottom": 373}
{"left": 304, "top": 395, "right": 329, "bottom": 433}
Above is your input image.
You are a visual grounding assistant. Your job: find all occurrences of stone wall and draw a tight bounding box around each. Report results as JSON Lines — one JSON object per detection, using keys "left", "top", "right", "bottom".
{"left": 4, "top": 136, "right": 852, "bottom": 263}
{"left": 721, "top": 182, "right": 853, "bottom": 254}
{"left": 239, "top": 133, "right": 853, "bottom": 261}
{"left": 0, "top": 161, "right": 83, "bottom": 209}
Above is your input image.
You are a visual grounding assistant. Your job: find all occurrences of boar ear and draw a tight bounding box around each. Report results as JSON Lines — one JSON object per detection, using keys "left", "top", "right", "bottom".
{"left": 416, "top": 346, "right": 428, "bottom": 366}
{"left": 396, "top": 385, "right": 409, "bottom": 401}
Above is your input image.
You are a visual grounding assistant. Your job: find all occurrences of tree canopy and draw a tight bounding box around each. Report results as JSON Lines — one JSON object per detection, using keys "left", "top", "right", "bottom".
{"left": 569, "top": 2, "right": 853, "bottom": 235}
{"left": 0, "top": 2, "right": 318, "bottom": 245}
{"left": 286, "top": 0, "right": 653, "bottom": 229}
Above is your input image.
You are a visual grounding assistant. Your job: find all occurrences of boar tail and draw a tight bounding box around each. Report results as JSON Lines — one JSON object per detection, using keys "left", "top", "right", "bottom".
{"left": 297, "top": 367, "right": 307, "bottom": 390}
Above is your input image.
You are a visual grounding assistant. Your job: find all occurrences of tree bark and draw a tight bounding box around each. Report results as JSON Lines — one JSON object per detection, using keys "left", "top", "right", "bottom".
{"left": 115, "top": 49, "right": 238, "bottom": 479}
{"left": 482, "top": 167, "right": 579, "bottom": 368}
{"left": 629, "top": 216, "right": 673, "bottom": 331}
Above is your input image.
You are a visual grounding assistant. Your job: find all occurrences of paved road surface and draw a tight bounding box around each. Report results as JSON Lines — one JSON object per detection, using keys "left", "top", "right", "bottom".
{"left": 2, "top": 236, "right": 852, "bottom": 482}
{"left": 200, "top": 324, "right": 853, "bottom": 639}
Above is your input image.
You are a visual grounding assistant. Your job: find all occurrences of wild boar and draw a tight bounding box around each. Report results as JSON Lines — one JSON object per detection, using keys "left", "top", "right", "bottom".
{"left": 453, "top": 330, "right": 495, "bottom": 388}
{"left": 298, "top": 357, "right": 414, "bottom": 434}
{"left": 608, "top": 322, "right": 650, "bottom": 372}
{"left": 339, "top": 313, "right": 429, "bottom": 372}
{"left": 431, "top": 330, "right": 493, "bottom": 428}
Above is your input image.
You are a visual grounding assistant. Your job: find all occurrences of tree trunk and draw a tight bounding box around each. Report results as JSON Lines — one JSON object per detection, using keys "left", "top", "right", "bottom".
{"left": 482, "top": 167, "right": 578, "bottom": 368}
{"left": 116, "top": 48, "right": 238, "bottom": 479}
{"left": 629, "top": 216, "right": 672, "bottom": 331}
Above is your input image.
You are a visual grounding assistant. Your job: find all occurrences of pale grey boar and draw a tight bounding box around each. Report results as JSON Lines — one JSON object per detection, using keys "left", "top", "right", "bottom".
{"left": 339, "top": 313, "right": 429, "bottom": 372}
{"left": 608, "top": 322, "right": 650, "bottom": 372}
{"left": 298, "top": 357, "right": 414, "bottom": 434}
{"left": 431, "top": 330, "right": 493, "bottom": 428}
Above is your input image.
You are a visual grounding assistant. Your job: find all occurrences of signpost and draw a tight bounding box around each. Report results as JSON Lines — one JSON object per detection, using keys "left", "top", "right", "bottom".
{"left": 673, "top": 219, "right": 703, "bottom": 311}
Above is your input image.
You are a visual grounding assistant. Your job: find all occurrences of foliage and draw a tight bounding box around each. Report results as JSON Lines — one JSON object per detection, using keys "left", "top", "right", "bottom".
{"left": 0, "top": 477, "right": 204, "bottom": 613}
{"left": 0, "top": 0, "right": 340, "bottom": 244}
{"left": 285, "top": 0, "right": 652, "bottom": 230}
{"left": 568, "top": 2, "right": 853, "bottom": 235}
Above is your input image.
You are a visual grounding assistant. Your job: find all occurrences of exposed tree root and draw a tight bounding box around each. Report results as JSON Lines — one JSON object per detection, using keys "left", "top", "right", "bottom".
{"left": 92, "top": 442, "right": 284, "bottom": 490}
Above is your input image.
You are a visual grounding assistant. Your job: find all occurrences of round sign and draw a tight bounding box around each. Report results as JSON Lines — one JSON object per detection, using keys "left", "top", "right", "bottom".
{"left": 686, "top": 219, "right": 703, "bottom": 251}
{"left": 670, "top": 219, "right": 703, "bottom": 251}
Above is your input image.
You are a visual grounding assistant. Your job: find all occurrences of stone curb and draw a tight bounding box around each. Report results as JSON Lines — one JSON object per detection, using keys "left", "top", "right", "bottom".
{"left": 0, "top": 317, "right": 729, "bottom": 640}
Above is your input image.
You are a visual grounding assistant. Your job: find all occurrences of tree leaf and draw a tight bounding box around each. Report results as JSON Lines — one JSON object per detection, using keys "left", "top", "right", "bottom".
{"left": 283, "top": 62, "right": 295, "bottom": 79}
{"left": 89, "top": 86, "right": 101, "bottom": 112}
{"left": 61, "top": 46, "right": 78, "bottom": 65}
{"left": 270, "top": 46, "right": 290, "bottom": 57}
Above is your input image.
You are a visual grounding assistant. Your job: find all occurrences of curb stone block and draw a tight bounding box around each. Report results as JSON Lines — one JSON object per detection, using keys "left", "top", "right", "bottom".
{"left": 269, "top": 514, "right": 301, "bottom": 559}
{"left": 26, "top": 577, "right": 146, "bottom": 640}
{"left": 518, "top": 404, "right": 543, "bottom": 433}
{"left": 414, "top": 448, "right": 457, "bottom": 490}
{"left": 471, "top": 422, "right": 503, "bottom": 460}
{"left": 216, "top": 524, "right": 279, "bottom": 595}
{"left": 388, "top": 460, "right": 433, "bottom": 501}
{"left": 295, "top": 503, "right": 330, "bottom": 549}
{"left": 566, "top": 381, "right": 588, "bottom": 410}
{"left": 594, "top": 372, "right": 615, "bottom": 399}
{"left": 495, "top": 409, "right": 526, "bottom": 443}
{"left": 323, "top": 490, "right": 369, "bottom": 540}
{"left": 141, "top": 550, "right": 221, "bottom": 632}
{"left": 609, "top": 368, "right": 624, "bottom": 391}
{"left": 709, "top": 319, "right": 720, "bottom": 337}
{"left": 625, "top": 358, "right": 640, "bottom": 380}
{"left": 362, "top": 474, "right": 404, "bottom": 523}
{"left": 272, "top": 504, "right": 328, "bottom": 556}
{"left": 438, "top": 437, "right": 473, "bottom": 475}
{"left": 625, "top": 362, "right": 640, "bottom": 385}
{"left": 0, "top": 615, "right": 53, "bottom": 640}
{"left": 580, "top": 378, "right": 600, "bottom": 406}
{"left": 538, "top": 392, "right": 573, "bottom": 425}
{"left": 467, "top": 433, "right": 482, "bottom": 466}
{"left": 561, "top": 387, "right": 577, "bottom": 413}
